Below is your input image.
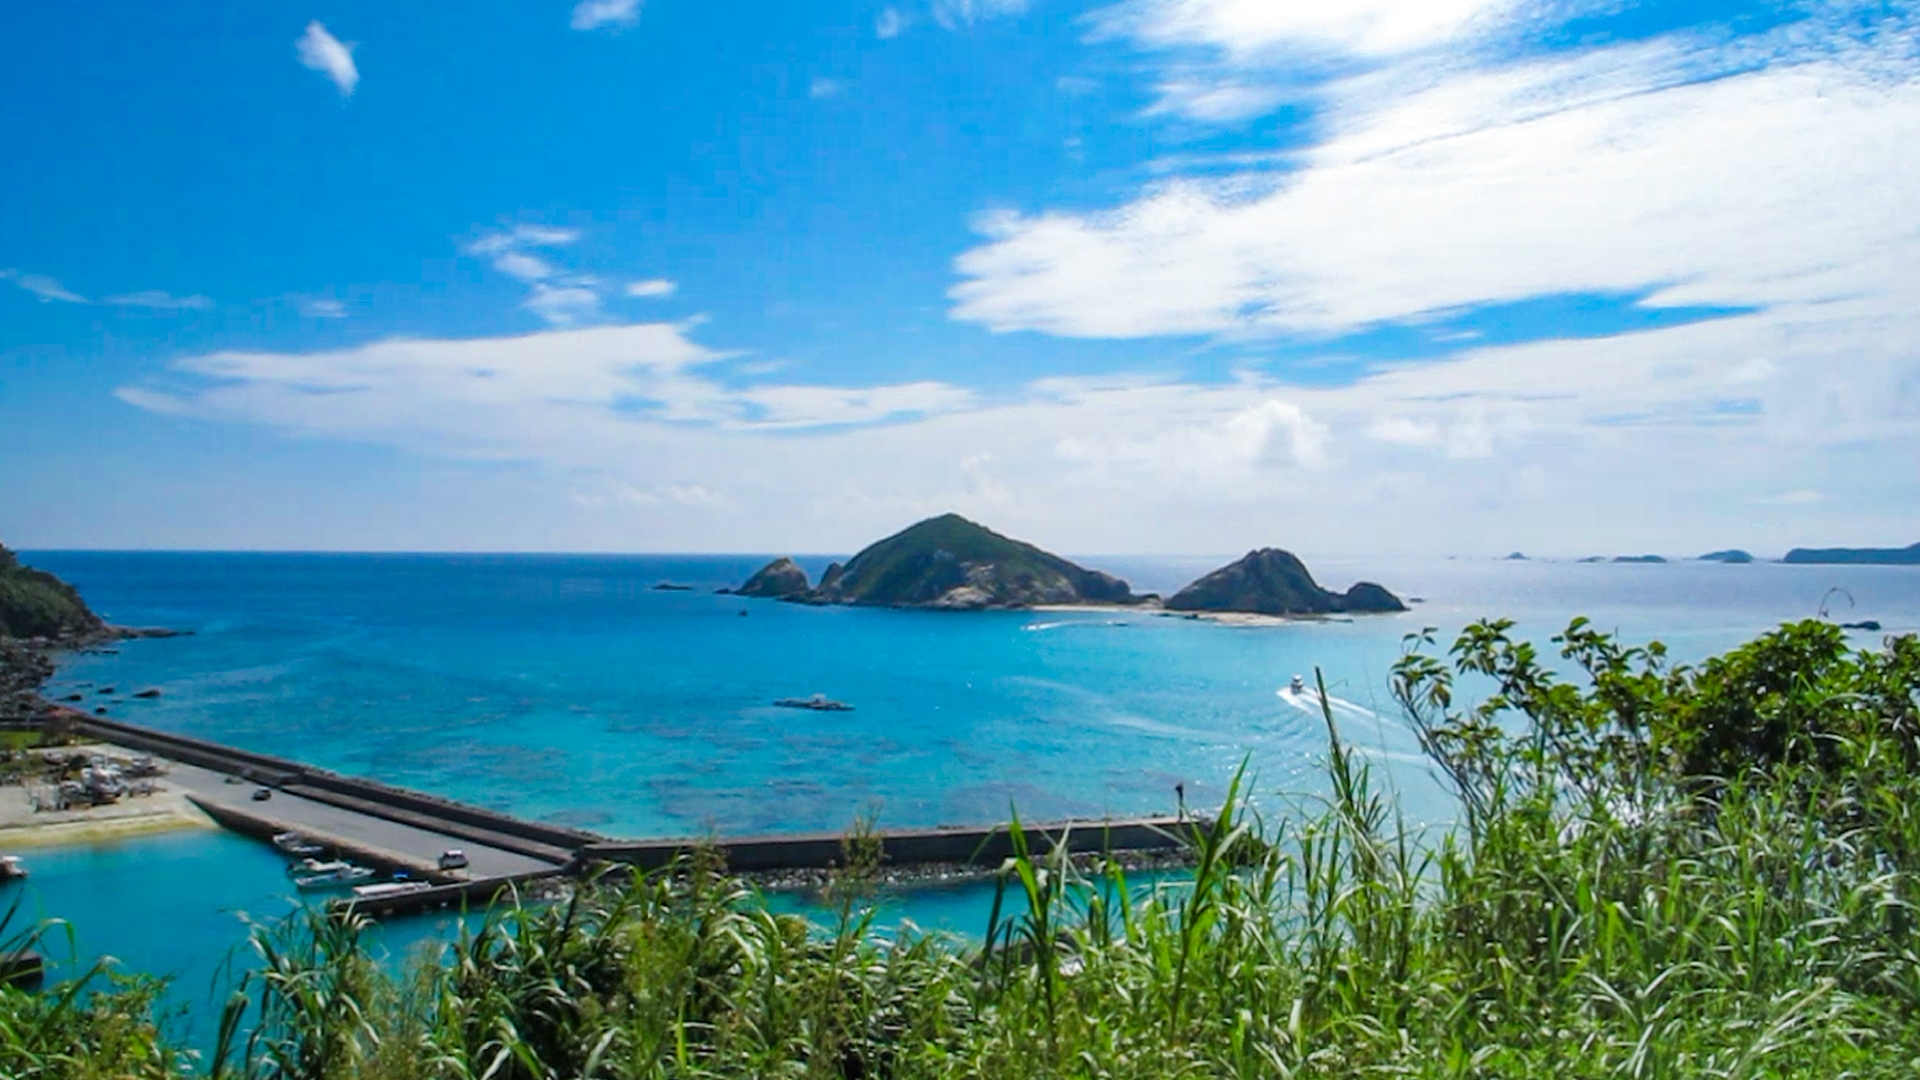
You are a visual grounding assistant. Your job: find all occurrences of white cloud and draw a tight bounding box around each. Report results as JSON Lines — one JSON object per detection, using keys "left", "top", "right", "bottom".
{"left": 809, "top": 77, "right": 845, "bottom": 99}
{"left": 933, "top": 0, "right": 1030, "bottom": 30}
{"left": 108, "top": 294, "right": 1920, "bottom": 554}
{"left": 1143, "top": 80, "right": 1285, "bottom": 122}
{"left": 626, "top": 279, "right": 678, "bottom": 299}
{"left": 0, "top": 269, "right": 87, "bottom": 304}
{"left": 106, "top": 290, "right": 214, "bottom": 311}
{"left": 465, "top": 225, "right": 580, "bottom": 256}
{"left": 738, "top": 382, "right": 978, "bottom": 429}
{"left": 951, "top": 37, "right": 1920, "bottom": 339}
{"left": 1093, "top": 0, "right": 1512, "bottom": 60}
{"left": 1058, "top": 397, "right": 1329, "bottom": 486}
{"left": 1755, "top": 489, "right": 1825, "bottom": 505}
{"left": 492, "top": 251, "right": 556, "bottom": 283}
{"left": 464, "top": 225, "right": 599, "bottom": 323}
{"left": 876, "top": 6, "right": 904, "bottom": 39}
{"left": 297, "top": 297, "right": 348, "bottom": 318}
{"left": 571, "top": 0, "right": 642, "bottom": 31}
{"left": 115, "top": 323, "right": 979, "bottom": 449}
{"left": 296, "top": 21, "right": 358, "bottom": 97}
{"left": 525, "top": 283, "right": 603, "bottom": 326}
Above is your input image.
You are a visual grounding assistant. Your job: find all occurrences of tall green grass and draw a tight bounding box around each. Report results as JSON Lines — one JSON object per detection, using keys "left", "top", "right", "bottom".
{"left": 13, "top": 618, "right": 1920, "bottom": 1077}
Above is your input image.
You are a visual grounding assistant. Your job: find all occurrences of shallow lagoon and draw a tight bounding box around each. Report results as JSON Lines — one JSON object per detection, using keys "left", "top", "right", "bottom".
{"left": 9, "top": 551, "right": 1920, "bottom": 1036}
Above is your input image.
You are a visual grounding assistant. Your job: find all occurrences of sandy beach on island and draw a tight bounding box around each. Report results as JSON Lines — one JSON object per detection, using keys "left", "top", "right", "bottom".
{"left": 1027, "top": 603, "right": 1354, "bottom": 627}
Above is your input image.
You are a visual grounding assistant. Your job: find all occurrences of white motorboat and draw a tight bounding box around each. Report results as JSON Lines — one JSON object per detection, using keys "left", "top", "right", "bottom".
{"left": 350, "top": 881, "right": 431, "bottom": 900}
{"left": 272, "top": 832, "right": 326, "bottom": 858}
{"left": 294, "top": 864, "right": 376, "bottom": 890}
{"left": 0, "top": 855, "right": 26, "bottom": 882}
{"left": 1289, "top": 674, "right": 1306, "bottom": 694}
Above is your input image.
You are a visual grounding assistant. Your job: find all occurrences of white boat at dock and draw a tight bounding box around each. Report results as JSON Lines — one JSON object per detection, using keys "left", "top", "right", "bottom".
{"left": 289, "top": 859, "right": 377, "bottom": 890}
{"left": 272, "top": 831, "right": 326, "bottom": 857}
{"left": 0, "top": 855, "right": 25, "bottom": 882}
{"left": 350, "top": 881, "right": 432, "bottom": 901}
{"left": 295, "top": 865, "right": 376, "bottom": 890}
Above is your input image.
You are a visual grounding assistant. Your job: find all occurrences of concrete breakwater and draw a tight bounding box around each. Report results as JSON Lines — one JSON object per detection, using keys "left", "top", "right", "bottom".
{"left": 68, "top": 715, "right": 599, "bottom": 864}
{"left": 580, "top": 818, "right": 1190, "bottom": 874}
{"left": 44, "top": 715, "right": 1196, "bottom": 918}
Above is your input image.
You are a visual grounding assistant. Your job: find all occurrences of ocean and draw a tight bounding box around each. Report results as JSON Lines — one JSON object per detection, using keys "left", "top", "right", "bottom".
{"left": 6, "top": 550, "right": 1920, "bottom": 1047}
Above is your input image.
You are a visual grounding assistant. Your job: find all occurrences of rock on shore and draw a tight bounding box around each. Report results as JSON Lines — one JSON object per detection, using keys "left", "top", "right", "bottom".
{"left": 1165, "top": 549, "right": 1405, "bottom": 616}
{"left": 730, "top": 557, "right": 813, "bottom": 599}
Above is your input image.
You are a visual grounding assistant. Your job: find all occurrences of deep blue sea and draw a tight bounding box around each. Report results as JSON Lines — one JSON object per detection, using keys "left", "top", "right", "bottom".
{"left": 6, "top": 550, "right": 1920, "bottom": 1048}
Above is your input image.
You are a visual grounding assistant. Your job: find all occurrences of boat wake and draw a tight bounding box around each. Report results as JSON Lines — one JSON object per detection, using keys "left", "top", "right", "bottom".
{"left": 1275, "top": 686, "right": 1381, "bottom": 721}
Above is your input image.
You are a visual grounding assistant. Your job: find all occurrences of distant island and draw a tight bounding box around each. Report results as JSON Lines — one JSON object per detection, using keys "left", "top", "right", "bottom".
{"left": 1697, "top": 549, "right": 1755, "bottom": 564}
{"left": 1612, "top": 555, "right": 1668, "bottom": 564}
{"left": 1165, "top": 549, "right": 1406, "bottom": 616}
{"left": 727, "top": 515, "right": 1406, "bottom": 617}
{"left": 1783, "top": 542, "right": 1920, "bottom": 565}
{"left": 1504, "top": 552, "right": 1529, "bottom": 561}
{"left": 734, "top": 514, "right": 1140, "bottom": 610}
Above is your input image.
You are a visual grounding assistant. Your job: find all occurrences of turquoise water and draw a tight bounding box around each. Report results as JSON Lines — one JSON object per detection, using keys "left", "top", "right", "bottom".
{"left": 8, "top": 550, "right": 1920, "bottom": 1038}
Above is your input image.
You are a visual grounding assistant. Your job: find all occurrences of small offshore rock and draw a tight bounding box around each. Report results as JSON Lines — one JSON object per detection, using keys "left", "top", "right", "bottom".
{"left": 733, "top": 557, "right": 812, "bottom": 599}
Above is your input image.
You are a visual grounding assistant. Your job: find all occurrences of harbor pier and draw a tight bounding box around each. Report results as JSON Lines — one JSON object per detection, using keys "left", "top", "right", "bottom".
{"left": 20, "top": 715, "right": 1196, "bottom": 919}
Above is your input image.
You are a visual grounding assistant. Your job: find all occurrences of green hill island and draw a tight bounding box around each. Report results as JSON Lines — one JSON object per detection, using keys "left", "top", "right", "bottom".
{"left": 730, "top": 515, "right": 1406, "bottom": 615}
{"left": 1783, "top": 541, "right": 1920, "bottom": 565}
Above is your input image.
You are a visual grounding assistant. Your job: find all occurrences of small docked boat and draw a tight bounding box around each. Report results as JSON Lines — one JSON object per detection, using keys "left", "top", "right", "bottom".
{"left": 293, "top": 862, "right": 376, "bottom": 890}
{"left": 272, "top": 832, "right": 326, "bottom": 858}
{"left": 773, "top": 693, "right": 853, "bottom": 712}
{"left": 350, "top": 881, "right": 432, "bottom": 901}
{"left": 0, "top": 855, "right": 26, "bottom": 883}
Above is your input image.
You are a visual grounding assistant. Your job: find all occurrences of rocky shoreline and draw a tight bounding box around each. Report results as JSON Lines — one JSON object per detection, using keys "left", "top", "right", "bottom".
{"left": 1, "top": 630, "right": 182, "bottom": 731}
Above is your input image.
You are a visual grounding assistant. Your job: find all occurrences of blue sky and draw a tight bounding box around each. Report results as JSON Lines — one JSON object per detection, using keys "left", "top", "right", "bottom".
{"left": 4, "top": 0, "right": 1917, "bottom": 555}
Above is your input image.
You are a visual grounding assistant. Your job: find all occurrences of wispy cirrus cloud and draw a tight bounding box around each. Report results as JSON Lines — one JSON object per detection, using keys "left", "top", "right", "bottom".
{"left": 296, "top": 297, "right": 348, "bottom": 319}
{"left": 953, "top": 16, "right": 1920, "bottom": 339}
{"left": 626, "top": 279, "right": 677, "bottom": 299}
{"left": 571, "top": 0, "right": 642, "bottom": 32}
{"left": 875, "top": 6, "right": 905, "bottom": 39}
{"left": 0, "top": 269, "right": 87, "bottom": 304}
{"left": 107, "top": 289, "right": 214, "bottom": 311}
{"left": 295, "top": 21, "right": 358, "bottom": 97}
{"left": 115, "top": 323, "right": 976, "bottom": 445}
{"left": 463, "top": 224, "right": 604, "bottom": 325}
{"left": 1092, "top": 0, "right": 1513, "bottom": 61}
{"left": 933, "top": 0, "right": 1031, "bottom": 30}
